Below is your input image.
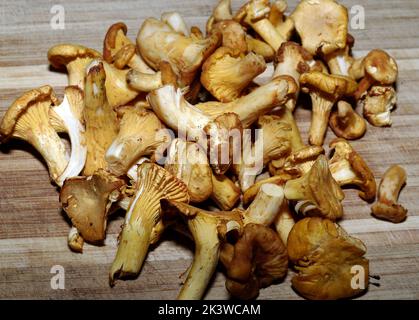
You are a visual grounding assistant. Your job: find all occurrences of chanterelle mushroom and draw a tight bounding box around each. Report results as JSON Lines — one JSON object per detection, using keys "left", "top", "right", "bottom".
{"left": 349, "top": 49, "right": 398, "bottom": 100}
{"left": 0, "top": 85, "right": 68, "bottom": 184}
{"left": 201, "top": 47, "right": 266, "bottom": 102}
{"left": 109, "top": 163, "right": 189, "bottom": 285}
{"left": 220, "top": 223, "right": 288, "bottom": 300}
{"left": 287, "top": 217, "right": 369, "bottom": 300}
{"left": 269, "top": 0, "right": 295, "bottom": 41}
{"left": 105, "top": 105, "right": 168, "bottom": 176}
{"left": 50, "top": 86, "right": 87, "bottom": 186}
{"left": 358, "top": 85, "right": 397, "bottom": 127}
{"left": 272, "top": 41, "right": 313, "bottom": 111}
{"left": 210, "top": 173, "right": 241, "bottom": 210}
{"left": 290, "top": 0, "right": 348, "bottom": 56}
{"left": 83, "top": 61, "right": 119, "bottom": 175}
{"left": 196, "top": 76, "right": 297, "bottom": 128}
{"left": 235, "top": 0, "right": 286, "bottom": 51}
{"left": 164, "top": 138, "right": 213, "bottom": 203}
{"left": 48, "top": 44, "right": 101, "bottom": 90}
{"left": 284, "top": 155, "right": 345, "bottom": 220}
{"left": 160, "top": 199, "right": 242, "bottom": 300}
{"left": 60, "top": 170, "right": 125, "bottom": 243}
{"left": 103, "top": 22, "right": 154, "bottom": 73}
{"left": 329, "top": 100, "right": 366, "bottom": 140}
{"left": 147, "top": 84, "right": 242, "bottom": 175}
{"left": 137, "top": 18, "right": 220, "bottom": 87}
{"left": 329, "top": 138, "right": 376, "bottom": 202}
{"left": 371, "top": 165, "right": 408, "bottom": 223}
{"left": 300, "top": 71, "right": 358, "bottom": 146}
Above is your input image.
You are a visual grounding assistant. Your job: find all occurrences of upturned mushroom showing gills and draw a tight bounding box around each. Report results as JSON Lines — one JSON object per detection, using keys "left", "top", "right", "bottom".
{"left": 147, "top": 84, "right": 242, "bottom": 175}
{"left": 109, "top": 163, "right": 189, "bottom": 286}
{"left": 196, "top": 75, "right": 297, "bottom": 128}
{"left": 137, "top": 18, "right": 220, "bottom": 87}
{"left": 50, "top": 86, "right": 87, "bottom": 186}
{"left": 329, "top": 138, "right": 376, "bottom": 202}
{"left": 0, "top": 85, "right": 68, "bottom": 184}
{"left": 160, "top": 199, "right": 242, "bottom": 300}
{"left": 299, "top": 71, "right": 358, "bottom": 146}
{"left": 164, "top": 139, "right": 213, "bottom": 203}
{"left": 371, "top": 165, "right": 408, "bottom": 223}
{"left": 290, "top": 0, "right": 348, "bottom": 56}
{"left": 105, "top": 105, "right": 168, "bottom": 176}
{"left": 201, "top": 47, "right": 266, "bottom": 102}
{"left": 48, "top": 44, "right": 101, "bottom": 91}
{"left": 284, "top": 155, "right": 344, "bottom": 220}
{"left": 287, "top": 217, "right": 369, "bottom": 300}
{"left": 60, "top": 170, "right": 125, "bottom": 244}
{"left": 83, "top": 61, "right": 119, "bottom": 175}
{"left": 220, "top": 223, "right": 288, "bottom": 300}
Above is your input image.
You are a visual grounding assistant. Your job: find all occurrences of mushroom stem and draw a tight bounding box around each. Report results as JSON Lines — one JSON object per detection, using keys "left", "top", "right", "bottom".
{"left": 244, "top": 183, "right": 284, "bottom": 226}
{"left": 110, "top": 211, "right": 153, "bottom": 284}
{"left": 309, "top": 95, "right": 334, "bottom": 146}
{"left": 210, "top": 174, "right": 241, "bottom": 210}
{"left": 274, "top": 199, "right": 295, "bottom": 245}
{"left": 250, "top": 19, "right": 285, "bottom": 51}
{"left": 177, "top": 214, "right": 220, "bottom": 300}
{"left": 126, "top": 70, "right": 163, "bottom": 92}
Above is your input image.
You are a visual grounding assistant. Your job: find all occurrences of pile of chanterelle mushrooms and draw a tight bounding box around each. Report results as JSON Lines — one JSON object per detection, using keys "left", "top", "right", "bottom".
{"left": 0, "top": 0, "right": 408, "bottom": 300}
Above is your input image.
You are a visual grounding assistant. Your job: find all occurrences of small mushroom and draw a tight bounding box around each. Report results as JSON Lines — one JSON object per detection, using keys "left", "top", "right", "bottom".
{"left": 358, "top": 85, "right": 397, "bottom": 127}
{"left": 50, "top": 86, "right": 87, "bottom": 186}
{"left": 220, "top": 223, "right": 288, "bottom": 300}
{"left": 83, "top": 61, "right": 119, "bottom": 175}
{"left": 105, "top": 105, "right": 168, "bottom": 176}
{"left": 299, "top": 71, "right": 358, "bottom": 146}
{"left": 196, "top": 75, "right": 297, "bottom": 128}
{"left": 147, "top": 84, "right": 243, "bottom": 175}
{"left": 371, "top": 165, "right": 407, "bottom": 223}
{"left": 287, "top": 217, "right": 369, "bottom": 300}
{"left": 201, "top": 47, "right": 266, "bottom": 102}
{"left": 210, "top": 173, "right": 241, "bottom": 210}
{"left": 164, "top": 138, "right": 213, "bottom": 203}
{"left": 235, "top": 0, "right": 286, "bottom": 51}
{"left": 0, "top": 85, "right": 68, "bottom": 183}
{"left": 137, "top": 18, "right": 220, "bottom": 87}
{"left": 290, "top": 0, "right": 348, "bottom": 56}
{"left": 103, "top": 22, "right": 155, "bottom": 73}
{"left": 328, "top": 138, "right": 376, "bottom": 202}
{"left": 48, "top": 44, "right": 101, "bottom": 90}
{"left": 67, "top": 226, "right": 84, "bottom": 253}
{"left": 109, "top": 163, "right": 189, "bottom": 285}
{"left": 273, "top": 41, "right": 313, "bottom": 111}
{"left": 60, "top": 169, "right": 125, "bottom": 243}
{"left": 349, "top": 49, "right": 398, "bottom": 100}
{"left": 284, "top": 155, "right": 345, "bottom": 220}
{"left": 329, "top": 100, "right": 366, "bottom": 140}
{"left": 160, "top": 199, "right": 243, "bottom": 300}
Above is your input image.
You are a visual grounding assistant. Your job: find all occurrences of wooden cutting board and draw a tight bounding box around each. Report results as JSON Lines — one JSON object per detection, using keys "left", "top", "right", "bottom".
{"left": 0, "top": 0, "right": 418, "bottom": 299}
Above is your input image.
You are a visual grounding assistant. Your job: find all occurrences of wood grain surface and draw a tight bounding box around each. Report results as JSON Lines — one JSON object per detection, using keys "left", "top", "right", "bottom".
{"left": 0, "top": 0, "right": 418, "bottom": 300}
